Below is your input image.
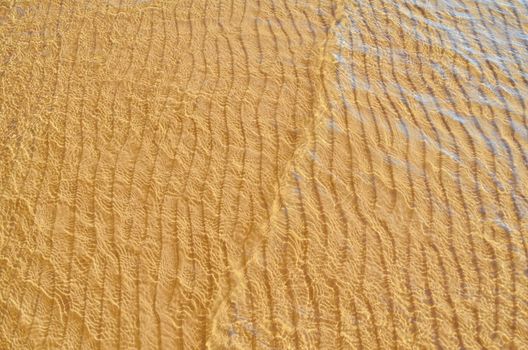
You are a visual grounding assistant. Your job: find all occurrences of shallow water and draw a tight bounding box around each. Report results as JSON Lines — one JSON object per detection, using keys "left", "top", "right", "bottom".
{"left": 0, "top": 0, "right": 527, "bottom": 349}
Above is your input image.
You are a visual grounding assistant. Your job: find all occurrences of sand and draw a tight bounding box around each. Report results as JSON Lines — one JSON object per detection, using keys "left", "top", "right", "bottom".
{"left": 0, "top": 0, "right": 527, "bottom": 348}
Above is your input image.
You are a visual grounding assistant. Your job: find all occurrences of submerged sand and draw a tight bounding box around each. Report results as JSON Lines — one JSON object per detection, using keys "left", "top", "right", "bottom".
{"left": 1, "top": 0, "right": 527, "bottom": 348}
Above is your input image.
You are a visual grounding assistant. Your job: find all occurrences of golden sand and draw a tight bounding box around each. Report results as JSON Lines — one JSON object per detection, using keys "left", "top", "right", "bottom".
{"left": 1, "top": 0, "right": 527, "bottom": 348}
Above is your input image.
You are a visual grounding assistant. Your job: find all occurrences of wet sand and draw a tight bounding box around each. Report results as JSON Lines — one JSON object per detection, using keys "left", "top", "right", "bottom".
{"left": 1, "top": 0, "right": 527, "bottom": 348}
